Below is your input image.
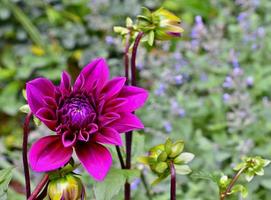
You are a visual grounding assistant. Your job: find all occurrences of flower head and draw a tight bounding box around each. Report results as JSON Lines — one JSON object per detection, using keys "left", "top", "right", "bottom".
{"left": 26, "top": 58, "right": 148, "bottom": 181}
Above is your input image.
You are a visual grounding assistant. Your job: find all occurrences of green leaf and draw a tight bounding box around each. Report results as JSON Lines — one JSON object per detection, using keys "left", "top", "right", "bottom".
{"left": 231, "top": 184, "right": 248, "bottom": 198}
{"left": 174, "top": 152, "right": 195, "bottom": 164}
{"left": 19, "top": 104, "right": 30, "bottom": 114}
{"left": 3, "top": 0, "right": 44, "bottom": 48}
{"left": 175, "top": 165, "right": 192, "bottom": 175}
{"left": 94, "top": 169, "right": 126, "bottom": 200}
{"left": 94, "top": 169, "right": 140, "bottom": 200}
{"left": 0, "top": 167, "right": 13, "bottom": 200}
{"left": 147, "top": 31, "right": 154, "bottom": 46}
{"left": 191, "top": 171, "right": 220, "bottom": 184}
{"left": 151, "top": 173, "right": 169, "bottom": 186}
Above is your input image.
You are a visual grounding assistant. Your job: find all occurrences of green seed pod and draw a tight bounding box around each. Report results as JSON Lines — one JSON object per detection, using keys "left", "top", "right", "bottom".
{"left": 169, "top": 140, "right": 184, "bottom": 158}
{"left": 157, "top": 151, "right": 168, "bottom": 162}
{"left": 48, "top": 173, "right": 85, "bottom": 200}
{"left": 154, "top": 162, "right": 168, "bottom": 174}
{"left": 164, "top": 138, "right": 173, "bottom": 155}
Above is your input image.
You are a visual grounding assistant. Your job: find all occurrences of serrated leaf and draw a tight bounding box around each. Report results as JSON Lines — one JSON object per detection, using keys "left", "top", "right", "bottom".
{"left": 191, "top": 171, "right": 220, "bottom": 184}
{"left": 94, "top": 169, "right": 140, "bottom": 200}
{"left": 0, "top": 167, "right": 13, "bottom": 200}
{"left": 94, "top": 169, "right": 126, "bottom": 200}
{"left": 175, "top": 165, "right": 192, "bottom": 175}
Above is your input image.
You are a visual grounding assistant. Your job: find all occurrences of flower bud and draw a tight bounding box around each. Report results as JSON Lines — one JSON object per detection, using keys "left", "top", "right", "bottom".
{"left": 152, "top": 8, "right": 184, "bottom": 40}
{"left": 169, "top": 140, "right": 184, "bottom": 158}
{"left": 164, "top": 138, "right": 173, "bottom": 155}
{"left": 136, "top": 7, "right": 183, "bottom": 45}
{"left": 48, "top": 173, "right": 85, "bottom": 200}
{"left": 154, "top": 162, "right": 168, "bottom": 174}
{"left": 157, "top": 151, "right": 168, "bottom": 162}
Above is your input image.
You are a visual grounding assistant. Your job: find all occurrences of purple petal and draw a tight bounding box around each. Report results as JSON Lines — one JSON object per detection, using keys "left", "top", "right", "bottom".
{"left": 115, "top": 86, "right": 148, "bottom": 112}
{"left": 75, "top": 142, "right": 112, "bottom": 181}
{"left": 36, "top": 108, "right": 57, "bottom": 130}
{"left": 74, "top": 58, "right": 109, "bottom": 93}
{"left": 94, "top": 127, "right": 122, "bottom": 146}
{"left": 59, "top": 71, "right": 71, "bottom": 94}
{"left": 101, "top": 77, "right": 126, "bottom": 99}
{"left": 62, "top": 131, "right": 77, "bottom": 147}
{"left": 29, "top": 135, "right": 73, "bottom": 172}
{"left": 110, "top": 113, "right": 144, "bottom": 133}
{"left": 26, "top": 78, "right": 55, "bottom": 114}
{"left": 99, "top": 112, "right": 120, "bottom": 127}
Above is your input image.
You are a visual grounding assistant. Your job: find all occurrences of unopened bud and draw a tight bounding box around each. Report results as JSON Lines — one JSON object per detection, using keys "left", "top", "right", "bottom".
{"left": 48, "top": 173, "right": 85, "bottom": 200}
{"left": 169, "top": 140, "right": 184, "bottom": 158}
{"left": 154, "top": 162, "right": 168, "bottom": 174}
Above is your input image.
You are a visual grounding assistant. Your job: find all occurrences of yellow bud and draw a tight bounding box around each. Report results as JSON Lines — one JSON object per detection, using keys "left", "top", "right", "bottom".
{"left": 48, "top": 174, "right": 85, "bottom": 200}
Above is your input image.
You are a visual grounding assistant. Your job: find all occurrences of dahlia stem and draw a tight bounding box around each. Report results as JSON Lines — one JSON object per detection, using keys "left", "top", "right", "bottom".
{"left": 115, "top": 146, "right": 125, "bottom": 169}
{"left": 28, "top": 174, "right": 49, "bottom": 200}
{"left": 124, "top": 31, "right": 144, "bottom": 200}
{"left": 220, "top": 167, "right": 246, "bottom": 200}
{"left": 23, "top": 112, "right": 32, "bottom": 199}
{"left": 170, "top": 161, "right": 176, "bottom": 200}
{"left": 130, "top": 31, "right": 144, "bottom": 86}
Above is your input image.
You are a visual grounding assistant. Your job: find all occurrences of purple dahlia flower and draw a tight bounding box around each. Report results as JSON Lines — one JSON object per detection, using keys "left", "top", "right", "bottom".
{"left": 26, "top": 58, "right": 148, "bottom": 181}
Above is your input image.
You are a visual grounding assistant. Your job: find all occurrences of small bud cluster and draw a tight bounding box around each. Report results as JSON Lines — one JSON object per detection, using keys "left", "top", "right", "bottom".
{"left": 139, "top": 138, "right": 194, "bottom": 185}
{"left": 219, "top": 156, "right": 270, "bottom": 198}
{"left": 114, "top": 7, "right": 183, "bottom": 46}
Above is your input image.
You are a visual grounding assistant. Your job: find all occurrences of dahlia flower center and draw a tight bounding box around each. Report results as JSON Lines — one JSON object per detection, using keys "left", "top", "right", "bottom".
{"left": 60, "top": 95, "right": 96, "bottom": 128}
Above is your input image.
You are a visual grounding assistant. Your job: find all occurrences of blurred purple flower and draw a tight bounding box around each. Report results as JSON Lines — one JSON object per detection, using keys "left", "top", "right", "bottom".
{"left": 246, "top": 76, "right": 254, "bottom": 87}
{"left": 164, "top": 121, "right": 172, "bottom": 133}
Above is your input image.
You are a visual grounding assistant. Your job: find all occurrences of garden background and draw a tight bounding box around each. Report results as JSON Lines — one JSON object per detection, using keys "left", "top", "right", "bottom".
{"left": 1, "top": 0, "right": 271, "bottom": 199}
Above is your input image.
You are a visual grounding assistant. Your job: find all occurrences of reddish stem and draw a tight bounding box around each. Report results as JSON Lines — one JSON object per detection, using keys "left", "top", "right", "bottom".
{"left": 170, "top": 161, "right": 176, "bottom": 200}
{"left": 124, "top": 31, "right": 144, "bottom": 200}
{"left": 23, "top": 112, "right": 32, "bottom": 198}
{"left": 115, "top": 146, "right": 125, "bottom": 169}
{"left": 28, "top": 174, "right": 49, "bottom": 200}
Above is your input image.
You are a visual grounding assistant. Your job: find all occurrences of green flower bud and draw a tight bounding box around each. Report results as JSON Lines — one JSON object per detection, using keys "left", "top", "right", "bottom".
{"left": 157, "top": 151, "right": 168, "bottom": 162}
{"left": 152, "top": 8, "right": 184, "bottom": 40}
{"left": 154, "top": 162, "right": 168, "bottom": 174}
{"left": 136, "top": 7, "right": 183, "bottom": 44}
{"left": 48, "top": 173, "right": 85, "bottom": 200}
{"left": 164, "top": 138, "right": 173, "bottom": 155}
{"left": 169, "top": 140, "right": 184, "bottom": 158}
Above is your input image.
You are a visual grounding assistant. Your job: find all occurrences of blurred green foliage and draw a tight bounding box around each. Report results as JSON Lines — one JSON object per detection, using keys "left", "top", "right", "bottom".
{"left": 1, "top": 0, "right": 271, "bottom": 199}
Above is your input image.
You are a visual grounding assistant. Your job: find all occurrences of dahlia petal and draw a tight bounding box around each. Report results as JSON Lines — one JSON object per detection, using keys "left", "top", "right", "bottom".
{"left": 26, "top": 78, "right": 55, "bottom": 114}
{"left": 95, "top": 127, "right": 122, "bottom": 146}
{"left": 110, "top": 113, "right": 144, "bottom": 133}
{"left": 78, "top": 130, "right": 90, "bottom": 142}
{"left": 115, "top": 86, "right": 148, "bottom": 112}
{"left": 29, "top": 135, "right": 73, "bottom": 172}
{"left": 62, "top": 131, "right": 77, "bottom": 147}
{"left": 73, "top": 74, "right": 85, "bottom": 91}
{"left": 74, "top": 58, "right": 109, "bottom": 93}
{"left": 101, "top": 77, "right": 126, "bottom": 99}
{"left": 86, "top": 123, "right": 99, "bottom": 134}
{"left": 103, "top": 98, "right": 127, "bottom": 113}
{"left": 99, "top": 112, "right": 120, "bottom": 127}
{"left": 36, "top": 108, "right": 57, "bottom": 130}
{"left": 60, "top": 71, "right": 71, "bottom": 94}
{"left": 75, "top": 142, "right": 112, "bottom": 181}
